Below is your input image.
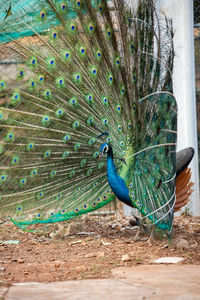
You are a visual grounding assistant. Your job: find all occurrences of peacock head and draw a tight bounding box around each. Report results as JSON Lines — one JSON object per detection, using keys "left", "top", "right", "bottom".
{"left": 99, "top": 143, "right": 112, "bottom": 158}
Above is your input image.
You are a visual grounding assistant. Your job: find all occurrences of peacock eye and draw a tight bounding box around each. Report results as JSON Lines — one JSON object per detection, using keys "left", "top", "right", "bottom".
{"left": 103, "top": 145, "right": 109, "bottom": 153}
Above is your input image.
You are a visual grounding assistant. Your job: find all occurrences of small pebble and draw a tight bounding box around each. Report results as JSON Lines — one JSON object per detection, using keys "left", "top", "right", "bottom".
{"left": 54, "top": 261, "right": 61, "bottom": 268}
{"left": 174, "top": 238, "right": 189, "bottom": 250}
{"left": 121, "top": 254, "right": 131, "bottom": 262}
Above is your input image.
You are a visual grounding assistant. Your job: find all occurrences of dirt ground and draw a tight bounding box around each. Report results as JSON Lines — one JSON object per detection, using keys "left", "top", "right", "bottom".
{"left": 0, "top": 214, "right": 200, "bottom": 284}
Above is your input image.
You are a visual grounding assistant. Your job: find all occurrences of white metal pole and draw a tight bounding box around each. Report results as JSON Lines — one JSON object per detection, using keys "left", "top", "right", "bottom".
{"left": 159, "top": 0, "right": 200, "bottom": 215}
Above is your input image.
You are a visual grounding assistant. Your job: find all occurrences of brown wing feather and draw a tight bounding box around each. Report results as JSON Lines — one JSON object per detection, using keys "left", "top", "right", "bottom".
{"left": 175, "top": 168, "right": 194, "bottom": 212}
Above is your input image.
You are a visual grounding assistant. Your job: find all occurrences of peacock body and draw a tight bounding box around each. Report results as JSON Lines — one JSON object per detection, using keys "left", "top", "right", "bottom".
{"left": 0, "top": 0, "right": 178, "bottom": 233}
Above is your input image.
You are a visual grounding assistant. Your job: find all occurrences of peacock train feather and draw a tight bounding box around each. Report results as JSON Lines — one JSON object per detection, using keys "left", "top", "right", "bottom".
{"left": 0, "top": 0, "right": 177, "bottom": 233}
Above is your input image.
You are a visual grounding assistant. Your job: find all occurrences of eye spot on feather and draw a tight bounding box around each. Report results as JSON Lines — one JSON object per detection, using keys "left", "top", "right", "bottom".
{"left": 90, "top": 66, "right": 97, "bottom": 77}
{"left": 107, "top": 30, "right": 111, "bottom": 37}
{"left": 53, "top": 32, "right": 57, "bottom": 38}
{"left": 88, "top": 23, "right": 94, "bottom": 33}
{"left": 88, "top": 138, "right": 96, "bottom": 146}
{"left": 118, "top": 125, "right": 122, "bottom": 132}
{"left": 40, "top": 11, "right": 46, "bottom": 19}
{"left": 63, "top": 134, "right": 71, "bottom": 142}
{"left": 61, "top": 3, "right": 66, "bottom": 10}
{"left": 149, "top": 154, "right": 154, "bottom": 160}
{"left": 73, "top": 73, "right": 81, "bottom": 82}
{"left": 96, "top": 50, "right": 101, "bottom": 59}
{"left": 103, "top": 195, "right": 107, "bottom": 201}
{"left": 31, "top": 169, "right": 37, "bottom": 176}
{"left": 50, "top": 170, "right": 56, "bottom": 178}
{"left": 71, "top": 24, "right": 75, "bottom": 31}
{"left": 116, "top": 104, "right": 121, "bottom": 112}
{"left": 62, "top": 151, "right": 69, "bottom": 158}
{"left": 108, "top": 74, "right": 113, "bottom": 83}
{"left": 95, "top": 197, "right": 100, "bottom": 204}
{"left": 93, "top": 151, "right": 99, "bottom": 159}
{"left": 130, "top": 44, "right": 134, "bottom": 50}
{"left": 87, "top": 116, "right": 94, "bottom": 125}
{"left": 12, "top": 157, "right": 18, "bottom": 164}
{"left": 106, "top": 137, "right": 112, "bottom": 143}
{"left": 86, "top": 169, "right": 92, "bottom": 176}
{"left": 98, "top": 162, "right": 104, "bottom": 169}
{"left": 42, "top": 115, "right": 50, "bottom": 125}
{"left": 135, "top": 200, "right": 142, "bottom": 209}
{"left": 74, "top": 143, "right": 81, "bottom": 151}
{"left": 83, "top": 204, "right": 88, "bottom": 209}
{"left": 43, "top": 150, "right": 52, "bottom": 159}
{"left": 0, "top": 174, "right": 7, "bottom": 183}
{"left": 129, "top": 191, "right": 135, "bottom": 200}
{"left": 26, "top": 142, "right": 34, "bottom": 151}
{"left": 98, "top": 4, "right": 103, "bottom": 13}
{"left": 155, "top": 165, "right": 160, "bottom": 171}
{"left": 75, "top": 208, "right": 79, "bottom": 213}
{"left": 120, "top": 87, "right": 125, "bottom": 96}
{"left": 76, "top": 0, "right": 81, "bottom": 7}
{"left": 72, "top": 120, "right": 80, "bottom": 129}
{"left": 102, "top": 118, "right": 108, "bottom": 126}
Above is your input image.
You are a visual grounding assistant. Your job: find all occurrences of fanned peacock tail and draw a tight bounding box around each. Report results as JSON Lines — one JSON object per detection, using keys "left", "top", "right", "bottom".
{"left": 0, "top": 0, "right": 177, "bottom": 233}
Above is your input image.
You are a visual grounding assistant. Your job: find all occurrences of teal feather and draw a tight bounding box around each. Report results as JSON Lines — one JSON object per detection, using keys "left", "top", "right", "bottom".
{"left": 0, "top": 0, "right": 76, "bottom": 44}
{"left": 0, "top": 0, "right": 177, "bottom": 234}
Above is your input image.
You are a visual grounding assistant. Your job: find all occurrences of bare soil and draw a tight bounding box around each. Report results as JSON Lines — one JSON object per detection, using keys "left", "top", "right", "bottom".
{"left": 0, "top": 214, "right": 199, "bottom": 284}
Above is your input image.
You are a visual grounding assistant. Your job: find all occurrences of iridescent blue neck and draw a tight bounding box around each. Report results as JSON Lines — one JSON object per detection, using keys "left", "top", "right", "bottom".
{"left": 106, "top": 149, "right": 132, "bottom": 207}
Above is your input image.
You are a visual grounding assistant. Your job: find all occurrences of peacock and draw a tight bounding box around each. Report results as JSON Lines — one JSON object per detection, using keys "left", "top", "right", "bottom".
{"left": 0, "top": 0, "right": 194, "bottom": 234}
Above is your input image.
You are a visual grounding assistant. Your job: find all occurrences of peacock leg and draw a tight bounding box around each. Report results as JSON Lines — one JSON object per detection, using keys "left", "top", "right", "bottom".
{"left": 146, "top": 226, "right": 155, "bottom": 246}
{"left": 129, "top": 216, "right": 150, "bottom": 242}
{"left": 134, "top": 226, "right": 141, "bottom": 242}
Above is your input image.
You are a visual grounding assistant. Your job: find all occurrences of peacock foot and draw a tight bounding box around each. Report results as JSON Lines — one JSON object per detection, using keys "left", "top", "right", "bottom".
{"left": 146, "top": 227, "right": 155, "bottom": 246}
{"left": 129, "top": 216, "right": 150, "bottom": 242}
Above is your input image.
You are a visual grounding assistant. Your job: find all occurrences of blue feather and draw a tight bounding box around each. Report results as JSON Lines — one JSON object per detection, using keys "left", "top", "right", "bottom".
{"left": 100, "top": 143, "right": 132, "bottom": 207}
